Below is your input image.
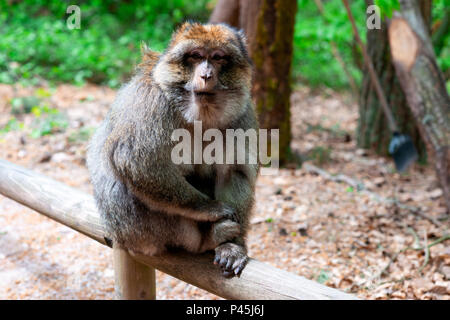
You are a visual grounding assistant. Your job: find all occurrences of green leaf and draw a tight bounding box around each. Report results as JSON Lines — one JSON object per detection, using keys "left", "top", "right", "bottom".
{"left": 316, "top": 270, "right": 330, "bottom": 284}
{"left": 374, "top": 0, "right": 400, "bottom": 19}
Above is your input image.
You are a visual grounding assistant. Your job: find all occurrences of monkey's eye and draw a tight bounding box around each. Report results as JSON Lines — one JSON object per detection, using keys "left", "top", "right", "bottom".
{"left": 189, "top": 50, "right": 203, "bottom": 60}
{"left": 211, "top": 51, "right": 228, "bottom": 63}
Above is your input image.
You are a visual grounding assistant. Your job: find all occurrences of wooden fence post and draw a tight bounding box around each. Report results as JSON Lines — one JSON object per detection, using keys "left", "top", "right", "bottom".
{"left": 113, "top": 244, "right": 156, "bottom": 300}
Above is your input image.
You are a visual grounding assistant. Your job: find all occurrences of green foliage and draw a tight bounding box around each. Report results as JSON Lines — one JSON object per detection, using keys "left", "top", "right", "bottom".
{"left": 0, "top": 0, "right": 211, "bottom": 87}
{"left": 29, "top": 104, "right": 68, "bottom": 138}
{"left": 432, "top": 1, "right": 450, "bottom": 83}
{"left": 293, "top": 0, "right": 449, "bottom": 89}
{"left": 10, "top": 96, "right": 40, "bottom": 115}
{"left": 293, "top": 0, "right": 366, "bottom": 89}
{"left": 374, "top": 0, "right": 400, "bottom": 19}
{"left": 68, "top": 126, "right": 95, "bottom": 143}
{"left": 0, "top": 0, "right": 447, "bottom": 90}
{"left": 308, "top": 146, "right": 332, "bottom": 165}
{"left": 0, "top": 118, "right": 24, "bottom": 135}
{"left": 1, "top": 95, "right": 68, "bottom": 138}
{"left": 316, "top": 269, "right": 330, "bottom": 284}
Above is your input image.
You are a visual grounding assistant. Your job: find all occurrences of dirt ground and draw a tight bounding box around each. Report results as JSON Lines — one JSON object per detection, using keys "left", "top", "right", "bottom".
{"left": 0, "top": 83, "right": 448, "bottom": 300}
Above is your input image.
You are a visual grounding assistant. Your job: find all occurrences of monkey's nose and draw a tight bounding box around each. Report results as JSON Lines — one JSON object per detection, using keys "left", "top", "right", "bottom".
{"left": 200, "top": 73, "right": 212, "bottom": 81}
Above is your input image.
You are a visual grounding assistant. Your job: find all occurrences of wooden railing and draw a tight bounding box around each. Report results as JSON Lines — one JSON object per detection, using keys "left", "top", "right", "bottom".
{"left": 0, "top": 159, "right": 357, "bottom": 300}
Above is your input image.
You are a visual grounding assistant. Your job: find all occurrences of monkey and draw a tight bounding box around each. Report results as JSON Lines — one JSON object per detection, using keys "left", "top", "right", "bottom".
{"left": 87, "top": 22, "right": 259, "bottom": 277}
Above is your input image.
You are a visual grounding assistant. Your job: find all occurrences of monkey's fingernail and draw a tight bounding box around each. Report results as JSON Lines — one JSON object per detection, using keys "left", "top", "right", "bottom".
{"left": 234, "top": 267, "right": 242, "bottom": 275}
{"left": 226, "top": 260, "right": 233, "bottom": 270}
{"left": 214, "top": 256, "right": 220, "bottom": 264}
{"left": 220, "top": 257, "right": 227, "bottom": 266}
{"left": 222, "top": 270, "right": 233, "bottom": 277}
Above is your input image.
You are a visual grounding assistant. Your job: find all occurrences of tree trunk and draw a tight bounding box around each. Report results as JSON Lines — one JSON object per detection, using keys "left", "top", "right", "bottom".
{"left": 357, "top": 0, "right": 426, "bottom": 160}
{"left": 389, "top": 0, "right": 450, "bottom": 210}
{"left": 209, "top": 0, "right": 239, "bottom": 27}
{"left": 210, "top": 0, "right": 297, "bottom": 164}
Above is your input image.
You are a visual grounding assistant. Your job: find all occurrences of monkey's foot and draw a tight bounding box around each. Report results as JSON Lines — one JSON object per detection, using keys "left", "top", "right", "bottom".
{"left": 213, "top": 242, "right": 248, "bottom": 277}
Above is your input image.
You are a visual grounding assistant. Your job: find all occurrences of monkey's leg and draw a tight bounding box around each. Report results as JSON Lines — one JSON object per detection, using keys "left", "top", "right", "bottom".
{"left": 96, "top": 179, "right": 174, "bottom": 256}
{"left": 212, "top": 167, "right": 256, "bottom": 276}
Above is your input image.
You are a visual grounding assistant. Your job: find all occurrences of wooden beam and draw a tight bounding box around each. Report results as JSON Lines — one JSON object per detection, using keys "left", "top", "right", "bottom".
{"left": 0, "top": 159, "right": 357, "bottom": 300}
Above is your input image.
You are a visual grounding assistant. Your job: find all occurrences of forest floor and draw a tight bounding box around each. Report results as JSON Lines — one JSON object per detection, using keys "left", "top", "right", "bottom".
{"left": 0, "top": 83, "right": 448, "bottom": 300}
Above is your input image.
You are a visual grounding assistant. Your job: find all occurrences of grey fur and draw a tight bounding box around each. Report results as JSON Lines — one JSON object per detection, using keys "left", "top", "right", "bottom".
{"left": 87, "top": 23, "right": 258, "bottom": 276}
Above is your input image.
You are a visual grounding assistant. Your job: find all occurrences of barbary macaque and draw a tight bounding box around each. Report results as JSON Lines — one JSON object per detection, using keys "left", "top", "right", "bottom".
{"left": 87, "top": 22, "right": 259, "bottom": 277}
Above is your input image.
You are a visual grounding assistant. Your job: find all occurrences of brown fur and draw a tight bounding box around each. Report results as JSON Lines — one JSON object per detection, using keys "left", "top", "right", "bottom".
{"left": 137, "top": 44, "right": 161, "bottom": 84}
{"left": 170, "top": 23, "right": 238, "bottom": 48}
{"left": 87, "top": 23, "right": 258, "bottom": 277}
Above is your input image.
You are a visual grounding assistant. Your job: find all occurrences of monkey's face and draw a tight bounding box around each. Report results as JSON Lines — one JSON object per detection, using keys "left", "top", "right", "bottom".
{"left": 153, "top": 23, "right": 253, "bottom": 128}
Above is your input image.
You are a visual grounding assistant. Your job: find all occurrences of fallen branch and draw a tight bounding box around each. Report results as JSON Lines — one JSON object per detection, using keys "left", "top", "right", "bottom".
{"left": 303, "top": 163, "right": 443, "bottom": 227}
{"left": 407, "top": 227, "right": 421, "bottom": 249}
{"left": 375, "top": 232, "right": 449, "bottom": 280}
{"left": 418, "top": 230, "right": 430, "bottom": 273}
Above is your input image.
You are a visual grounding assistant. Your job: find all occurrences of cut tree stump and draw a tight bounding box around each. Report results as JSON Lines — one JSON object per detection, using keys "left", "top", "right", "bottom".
{"left": 388, "top": 0, "right": 450, "bottom": 210}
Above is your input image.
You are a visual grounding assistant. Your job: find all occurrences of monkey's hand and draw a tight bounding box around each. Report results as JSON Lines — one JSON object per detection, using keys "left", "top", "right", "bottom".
{"left": 214, "top": 242, "right": 248, "bottom": 277}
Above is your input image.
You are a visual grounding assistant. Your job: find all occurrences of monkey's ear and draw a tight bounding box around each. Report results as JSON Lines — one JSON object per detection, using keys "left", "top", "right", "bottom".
{"left": 138, "top": 42, "right": 161, "bottom": 73}
{"left": 140, "top": 41, "right": 159, "bottom": 61}
{"left": 235, "top": 29, "right": 251, "bottom": 60}
{"left": 140, "top": 41, "right": 150, "bottom": 55}
{"left": 236, "top": 29, "right": 249, "bottom": 49}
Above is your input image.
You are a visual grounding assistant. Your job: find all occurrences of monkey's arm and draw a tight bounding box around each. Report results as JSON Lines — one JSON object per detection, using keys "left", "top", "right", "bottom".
{"left": 215, "top": 106, "right": 259, "bottom": 226}
{"left": 215, "top": 164, "right": 258, "bottom": 226}
{"left": 107, "top": 137, "right": 233, "bottom": 223}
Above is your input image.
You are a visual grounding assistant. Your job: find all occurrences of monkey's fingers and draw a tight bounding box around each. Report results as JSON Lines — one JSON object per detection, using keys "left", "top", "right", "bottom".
{"left": 220, "top": 256, "right": 247, "bottom": 277}
{"left": 231, "top": 257, "right": 247, "bottom": 275}
{"left": 214, "top": 242, "right": 248, "bottom": 277}
{"left": 222, "top": 270, "right": 234, "bottom": 278}
{"left": 221, "top": 203, "right": 238, "bottom": 222}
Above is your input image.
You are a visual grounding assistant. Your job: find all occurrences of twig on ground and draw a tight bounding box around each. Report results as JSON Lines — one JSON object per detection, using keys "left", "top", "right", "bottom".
{"left": 407, "top": 227, "right": 421, "bottom": 249}
{"left": 394, "top": 202, "right": 443, "bottom": 228}
{"left": 303, "top": 163, "right": 443, "bottom": 227}
{"left": 418, "top": 230, "right": 430, "bottom": 273}
{"left": 373, "top": 233, "right": 449, "bottom": 280}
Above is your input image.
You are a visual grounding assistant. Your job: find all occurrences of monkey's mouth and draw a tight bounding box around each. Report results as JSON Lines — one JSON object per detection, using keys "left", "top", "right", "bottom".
{"left": 194, "top": 91, "right": 216, "bottom": 97}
